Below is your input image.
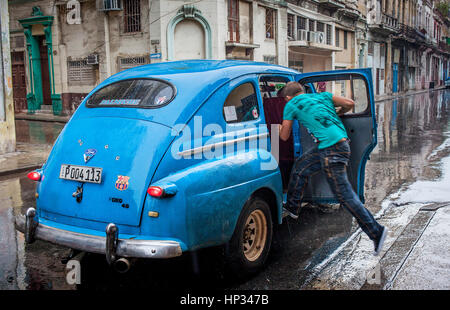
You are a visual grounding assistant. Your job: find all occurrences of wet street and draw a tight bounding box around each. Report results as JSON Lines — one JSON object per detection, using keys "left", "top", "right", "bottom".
{"left": 0, "top": 89, "right": 449, "bottom": 290}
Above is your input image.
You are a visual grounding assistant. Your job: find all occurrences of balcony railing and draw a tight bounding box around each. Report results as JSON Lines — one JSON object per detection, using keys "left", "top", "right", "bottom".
{"left": 381, "top": 13, "right": 398, "bottom": 30}
{"left": 369, "top": 12, "right": 399, "bottom": 33}
{"left": 317, "top": 0, "right": 346, "bottom": 9}
{"left": 438, "top": 41, "right": 450, "bottom": 54}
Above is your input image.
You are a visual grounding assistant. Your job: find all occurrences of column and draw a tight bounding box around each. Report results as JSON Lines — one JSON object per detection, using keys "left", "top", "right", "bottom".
{"left": 23, "top": 26, "right": 43, "bottom": 112}
{"left": 386, "top": 38, "right": 393, "bottom": 94}
{"left": 44, "top": 24, "right": 61, "bottom": 115}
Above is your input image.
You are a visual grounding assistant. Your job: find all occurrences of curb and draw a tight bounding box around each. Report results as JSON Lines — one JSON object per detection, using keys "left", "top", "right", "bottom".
{"left": 15, "top": 113, "right": 70, "bottom": 123}
{"left": 0, "top": 163, "right": 44, "bottom": 178}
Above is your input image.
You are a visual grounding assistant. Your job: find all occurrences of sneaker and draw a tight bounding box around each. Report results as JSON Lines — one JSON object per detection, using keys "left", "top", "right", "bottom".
{"left": 373, "top": 226, "right": 388, "bottom": 256}
{"left": 282, "top": 206, "right": 299, "bottom": 220}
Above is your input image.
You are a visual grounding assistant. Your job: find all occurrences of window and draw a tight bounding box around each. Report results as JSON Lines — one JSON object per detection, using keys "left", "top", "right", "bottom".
{"left": 263, "top": 55, "right": 277, "bottom": 64}
{"left": 289, "top": 59, "right": 303, "bottom": 73}
{"left": 86, "top": 79, "right": 175, "bottom": 108}
{"left": 68, "top": 60, "right": 96, "bottom": 86}
{"left": 119, "top": 56, "right": 149, "bottom": 71}
{"left": 297, "top": 16, "right": 306, "bottom": 30}
{"left": 287, "top": 14, "right": 295, "bottom": 39}
{"left": 317, "top": 22, "right": 324, "bottom": 33}
{"left": 368, "top": 41, "right": 374, "bottom": 55}
{"left": 11, "top": 36, "right": 25, "bottom": 49}
{"left": 265, "top": 8, "right": 276, "bottom": 39}
{"left": 123, "top": 0, "right": 141, "bottom": 33}
{"left": 344, "top": 30, "right": 348, "bottom": 49}
{"left": 299, "top": 74, "right": 370, "bottom": 115}
{"left": 309, "top": 20, "right": 315, "bottom": 32}
{"left": 326, "top": 24, "right": 332, "bottom": 45}
{"left": 259, "top": 75, "right": 290, "bottom": 98}
{"left": 228, "top": 0, "right": 239, "bottom": 42}
{"left": 335, "top": 28, "right": 340, "bottom": 47}
{"left": 223, "top": 82, "right": 259, "bottom": 123}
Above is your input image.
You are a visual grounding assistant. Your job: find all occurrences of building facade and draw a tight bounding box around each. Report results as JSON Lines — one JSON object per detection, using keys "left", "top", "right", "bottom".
{"left": 1, "top": 0, "right": 15, "bottom": 154}
{"left": 7, "top": 0, "right": 450, "bottom": 115}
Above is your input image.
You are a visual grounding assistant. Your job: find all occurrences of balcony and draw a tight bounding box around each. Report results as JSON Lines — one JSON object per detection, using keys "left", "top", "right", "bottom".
{"left": 399, "top": 24, "right": 420, "bottom": 42}
{"left": 369, "top": 13, "right": 399, "bottom": 34}
{"left": 438, "top": 41, "right": 450, "bottom": 54}
{"left": 339, "top": 2, "right": 360, "bottom": 20}
{"left": 288, "top": 30, "right": 342, "bottom": 52}
{"left": 317, "top": 0, "right": 346, "bottom": 10}
{"left": 414, "top": 29, "right": 426, "bottom": 42}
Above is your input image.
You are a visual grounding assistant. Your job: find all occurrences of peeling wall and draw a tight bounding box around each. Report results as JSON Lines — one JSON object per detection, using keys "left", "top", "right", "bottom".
{"left": 0, "top": 0, "right": 16, "bottom": 154}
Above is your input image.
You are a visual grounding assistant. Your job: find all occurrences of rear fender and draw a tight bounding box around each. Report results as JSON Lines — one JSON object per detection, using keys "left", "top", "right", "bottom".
{"left": 140, "top": 149, "right": 283, "bottom": 251}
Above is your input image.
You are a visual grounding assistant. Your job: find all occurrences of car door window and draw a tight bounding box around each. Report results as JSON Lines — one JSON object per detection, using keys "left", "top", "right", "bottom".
{"left": 223, "top": 82, "right": 259, "bottom": 123}
{"left": 304, "top": 74, "right": 369, "bottom": 115}
{"left": 259, "top": 75, "right": 290, "bottom": 98}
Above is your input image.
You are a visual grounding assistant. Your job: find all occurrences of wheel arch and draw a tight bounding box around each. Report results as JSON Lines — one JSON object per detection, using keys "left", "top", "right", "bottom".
{"left": 250, "top": 187, "right": 282, "bottom": 225}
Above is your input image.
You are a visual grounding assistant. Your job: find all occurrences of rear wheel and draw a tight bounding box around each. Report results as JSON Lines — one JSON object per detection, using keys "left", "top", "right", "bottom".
{"left": 225, "top": 197, "right": 273, "bottom": 277}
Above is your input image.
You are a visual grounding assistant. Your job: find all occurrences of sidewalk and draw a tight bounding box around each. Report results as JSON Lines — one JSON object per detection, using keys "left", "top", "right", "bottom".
{"left": 15, "top": 112, "right": 70, "bottom": 123}
{"left": 0, "top": 142, "right": 52, "bottom": 178}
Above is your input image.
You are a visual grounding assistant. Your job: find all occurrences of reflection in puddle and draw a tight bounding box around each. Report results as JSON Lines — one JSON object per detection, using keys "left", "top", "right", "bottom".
{"left": 365, "top": 90, "right": 449, "bottom": 213}
{"left": 15, "top": 120, "right": 65, "bottom": 146}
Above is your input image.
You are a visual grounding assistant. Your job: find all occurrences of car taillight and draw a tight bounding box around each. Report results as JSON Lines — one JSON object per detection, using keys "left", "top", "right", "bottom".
{"left": 147, "top": 186, "right": 164, "bottom": 197}
{"left": 27, "top": 171, "right": 41, "bottom": 181}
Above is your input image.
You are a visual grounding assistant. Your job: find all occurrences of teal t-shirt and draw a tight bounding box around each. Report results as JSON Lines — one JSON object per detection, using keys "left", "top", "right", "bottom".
{"left": 283, "top": 92, "right": 348, "bottom": 149}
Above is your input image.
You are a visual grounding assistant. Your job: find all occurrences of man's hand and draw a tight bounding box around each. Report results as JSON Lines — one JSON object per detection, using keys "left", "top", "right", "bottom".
{"left": 332, "top": 95, "right": 355, "bottom": 115}
{"left": 335, "top": 106, "right": 346, "bottom": 116}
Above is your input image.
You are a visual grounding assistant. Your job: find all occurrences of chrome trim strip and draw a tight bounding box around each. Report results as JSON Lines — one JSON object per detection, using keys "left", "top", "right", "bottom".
{"left": 15, "top": 215, "right": 183, "bottom": 259}
{"left": 177, "top": 132, "right": 269, "bottom": 157}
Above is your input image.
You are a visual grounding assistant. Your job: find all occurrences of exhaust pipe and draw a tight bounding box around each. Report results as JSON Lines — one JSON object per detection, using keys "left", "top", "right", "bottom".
{"left": 113, "top": 257, "right": 133, "bottom": 273}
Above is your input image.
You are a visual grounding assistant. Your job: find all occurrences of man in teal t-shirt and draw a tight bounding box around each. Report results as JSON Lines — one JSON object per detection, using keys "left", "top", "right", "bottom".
{"left": 283, "top": 91, "right": 348, "bottom": 149}
{"left": 278, "top": 81, "right": 387, "bottom": 256}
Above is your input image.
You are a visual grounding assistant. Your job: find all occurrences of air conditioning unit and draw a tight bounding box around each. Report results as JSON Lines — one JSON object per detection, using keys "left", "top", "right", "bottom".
{"left": 316, "top": 32, "right": 325, "bottom": 44}
{"left": 297, "top": 29, "right": 308, "bottom": 41}
{"left": 308, "top": 31, "right": 318, "bottom": 43}
{"left": 97, "top": 0, "right": 122, "bottom": 11}
{"left": 87, "top": 54, "right": 99, "bottom": 65}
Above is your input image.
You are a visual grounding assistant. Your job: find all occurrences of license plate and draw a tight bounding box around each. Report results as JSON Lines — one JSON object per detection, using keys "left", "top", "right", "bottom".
{"left": 59, "top": 164, "right": 102, "bottom": 184}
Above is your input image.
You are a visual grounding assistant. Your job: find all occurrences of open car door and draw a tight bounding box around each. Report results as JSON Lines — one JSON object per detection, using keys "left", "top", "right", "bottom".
{"left": 294, "top": 68, "right": 377, "bottom": 204}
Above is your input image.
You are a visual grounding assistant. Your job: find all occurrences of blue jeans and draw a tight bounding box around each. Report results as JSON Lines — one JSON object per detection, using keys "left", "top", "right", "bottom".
{"left": 286, "top": 139, "right": 383, "bottom": 241}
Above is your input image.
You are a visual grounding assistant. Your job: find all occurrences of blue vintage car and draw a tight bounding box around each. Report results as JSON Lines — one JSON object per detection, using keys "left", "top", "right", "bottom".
{"left": 16, "top": 60, "right": 377, "bottom": 275}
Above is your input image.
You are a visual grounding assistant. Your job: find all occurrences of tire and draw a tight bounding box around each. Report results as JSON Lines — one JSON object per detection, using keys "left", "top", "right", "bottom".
{"left": 225, "top": 196, "right": 273, "bottom": 277}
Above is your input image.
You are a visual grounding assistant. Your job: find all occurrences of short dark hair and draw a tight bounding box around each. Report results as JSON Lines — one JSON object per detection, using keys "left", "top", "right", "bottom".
{"left": 278, "top": 82, "right": 304, "bottom": 98}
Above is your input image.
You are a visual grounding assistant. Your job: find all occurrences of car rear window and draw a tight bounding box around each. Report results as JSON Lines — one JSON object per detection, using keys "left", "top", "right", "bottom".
{"left": 86, "top": 79, "right": 175, "bottom": 108}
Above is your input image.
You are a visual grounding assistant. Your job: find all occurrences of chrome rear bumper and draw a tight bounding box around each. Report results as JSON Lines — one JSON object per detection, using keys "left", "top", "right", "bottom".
{"left": 15, "top": 208, "right": 182, "bottom": 262}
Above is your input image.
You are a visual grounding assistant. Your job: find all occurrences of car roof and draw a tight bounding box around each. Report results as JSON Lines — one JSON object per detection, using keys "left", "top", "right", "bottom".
{"left": 104, "top": 59, "right": 298, "bottom": 84}
{"left": 78, "top": 60, "right": 299, "bottom": 128}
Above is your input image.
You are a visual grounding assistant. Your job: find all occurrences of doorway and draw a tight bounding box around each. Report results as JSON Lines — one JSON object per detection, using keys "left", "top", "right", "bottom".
{"left": 11, "top": 51, "right": 27, "bottom": 112}
{"left": 38, "top": 36, "right": 52, "bottom": 106}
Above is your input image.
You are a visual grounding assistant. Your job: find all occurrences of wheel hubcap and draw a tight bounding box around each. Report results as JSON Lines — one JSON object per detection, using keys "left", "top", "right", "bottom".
{"left": 242, "top": 209, "right": 267, "bottom": 262}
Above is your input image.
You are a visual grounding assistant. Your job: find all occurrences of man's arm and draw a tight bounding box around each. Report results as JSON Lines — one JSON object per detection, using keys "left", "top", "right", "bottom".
{"left": 279, "top": 120, "right": 293, "bottom": 141}
{"left": 332, "top": 95, "right": 355, "bottom": 115}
